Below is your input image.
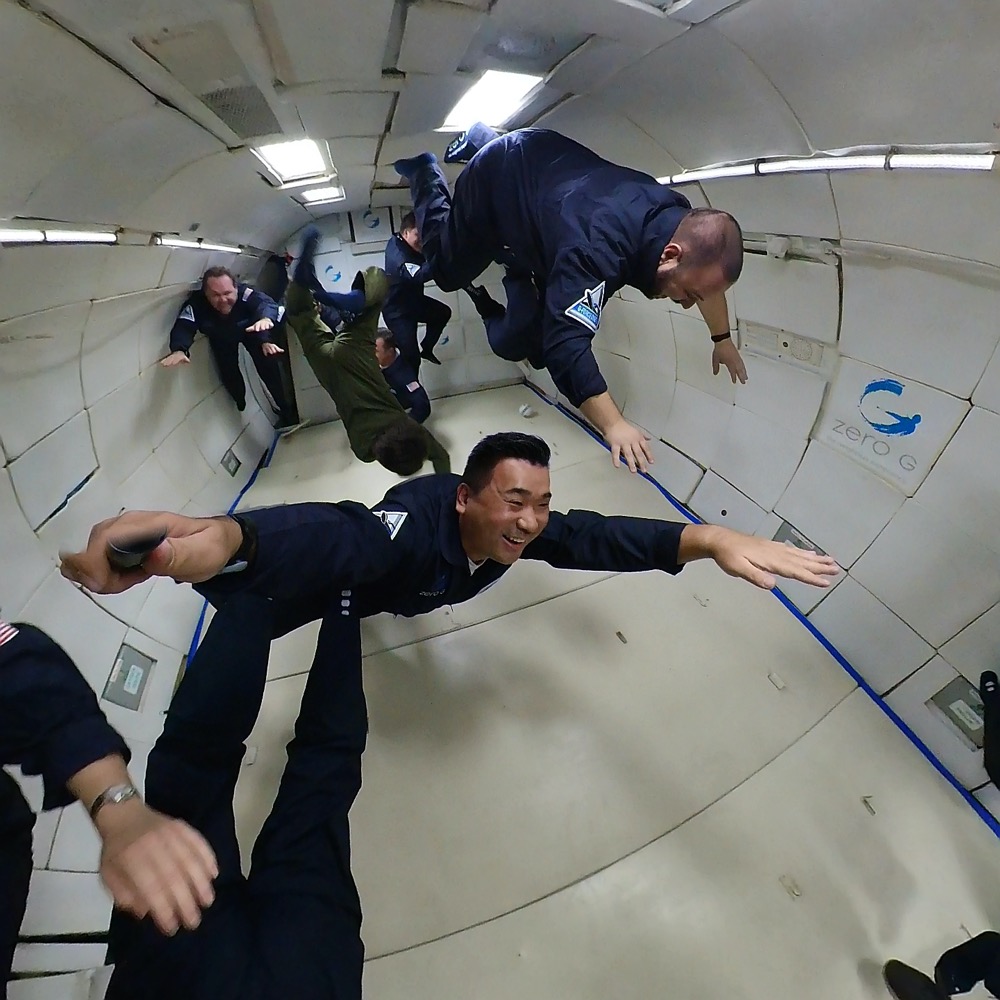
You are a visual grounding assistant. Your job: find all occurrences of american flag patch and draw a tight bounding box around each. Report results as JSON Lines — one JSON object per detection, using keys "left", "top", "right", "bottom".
{"left": 0, "top": 621, "right": 19, "bottom": 647}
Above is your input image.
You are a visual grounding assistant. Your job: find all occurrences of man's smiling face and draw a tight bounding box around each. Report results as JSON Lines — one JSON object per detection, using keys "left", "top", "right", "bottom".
{"left": 456, "top": 458, "right": 552, "bottom": 565}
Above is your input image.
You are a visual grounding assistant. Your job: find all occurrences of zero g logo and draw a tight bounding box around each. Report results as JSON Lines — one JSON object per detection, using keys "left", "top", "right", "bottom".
{"left": 362, "top": 209, "right": 381, "bottom": 230}
{"left": 858, "top": 379, "right": 922, "bottom": 437}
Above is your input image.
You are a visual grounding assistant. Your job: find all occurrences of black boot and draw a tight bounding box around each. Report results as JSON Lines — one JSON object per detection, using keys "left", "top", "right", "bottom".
{"left": 882, "top": 960, "right": 949, "bottom": 1000}
{"left": 292, "top": 225, "right": 322, "bottom": 288}
{"left": 420, "top": 347, "right": 442, "bottom": 365}
{"left": 981, "top": 671, "right": 1000, "bottom": 788}
{"left": 935, "top": 931, "right": 1000, "bottom": 994}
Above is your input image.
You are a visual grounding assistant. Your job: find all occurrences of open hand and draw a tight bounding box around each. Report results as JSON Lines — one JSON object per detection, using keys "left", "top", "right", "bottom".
{"left": 98, "top": 800, "right": 217, "bottom": 936}
{"left": 605, "top": 419, "right": 654, "bottom": 474}
{"left": 710, "top": 530, "right": 840, "bottom": 590}
{"left": 246, "top": 318, "right": 274, "bottom": 334}
{"left": 160, "top": 351, "right": 190, "bottom": 368}
{"left": 712, "top": 338, "right": 747, "bottom": 384}
{"left": 260, "top": 341, "right": 284, "bottom": 356}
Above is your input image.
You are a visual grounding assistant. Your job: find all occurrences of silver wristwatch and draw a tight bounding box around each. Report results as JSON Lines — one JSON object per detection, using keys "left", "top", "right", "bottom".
{"left": 89, "top": 783, "right": 140, "bottom": 821}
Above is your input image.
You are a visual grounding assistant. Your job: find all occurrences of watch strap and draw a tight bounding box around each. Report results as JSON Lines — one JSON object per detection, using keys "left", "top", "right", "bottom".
{"left": 711, "top": 331, "right": 732, "bottom": 343}
{"left": 89, "top": 783, "right": 139, "bottom": 821}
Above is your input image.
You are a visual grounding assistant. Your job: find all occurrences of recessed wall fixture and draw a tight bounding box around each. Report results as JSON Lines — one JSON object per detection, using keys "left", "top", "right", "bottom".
{"left": 664, "top": 149, "right": 997, "bottom": 185}
{"left": 299, "top": 185, "right": 346, "bottom": 206}
{"left": 439, "top": 70, "right": 543, "bottom": 132}
{"left": 44, "top": 229, "right": 118, "bottom": 243}
{"left": 252, "top": 139, "right": 328, "bottom": 183}
{"left": 157, "top": 236, "right": 243, "bottom": 253}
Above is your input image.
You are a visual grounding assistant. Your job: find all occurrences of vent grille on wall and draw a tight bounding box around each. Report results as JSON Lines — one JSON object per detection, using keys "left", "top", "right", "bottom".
{"left": 135, "top": 20, "right": 281, "bottom": 140}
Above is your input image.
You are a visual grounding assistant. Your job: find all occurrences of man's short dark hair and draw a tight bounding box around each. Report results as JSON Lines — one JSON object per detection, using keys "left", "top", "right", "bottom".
{"left": 399, "top": 211, "right": 417, "bottom": 232}
{"left": 372, "top": 419, "right": 428, "bottom": 476}
{"left": 202, "top": 265, "right": 236, "bottom": 290}
{"left": 461, "top": 432, "right": 551, "bottom": 495}
{"left": 375, "top": 329, "right": 397, "bottom": 350}
{"left": 674, "top": 208, "right": 744, "bottom": 283}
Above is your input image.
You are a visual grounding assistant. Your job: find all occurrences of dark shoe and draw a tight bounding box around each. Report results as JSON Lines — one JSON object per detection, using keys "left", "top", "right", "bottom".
{"left": 935, "top": 930, "right": 1000, "bottom": 994}
{"left": 393, "top": 152, "right": 437, "bottom": 180}
{"left": 981, "top": 671, "right": 1000, "bottom": 787}
{"left": 464, "top": 284, "right": 505, "bottom": 322}
{"left": 443, "top": 122, "right": 500, "bottom": 163}
{"left": 420, "top": 348, "right": 442, "bottom": 366}
{"left": 293, "top": 225, "right": 321, "bottom": 287}
{"left": 882, "top": 960, "right": 949, "bottom": 1000}
{"left": 236, "top": 399, "right": 247, "bottom": 412}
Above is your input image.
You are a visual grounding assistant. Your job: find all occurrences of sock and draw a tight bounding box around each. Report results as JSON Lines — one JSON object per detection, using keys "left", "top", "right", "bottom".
{"left": 393, "top": 151, "right": 436, "bottom": 181}
{"left": 293, "top": 226, "right": 321, "bottom": 287}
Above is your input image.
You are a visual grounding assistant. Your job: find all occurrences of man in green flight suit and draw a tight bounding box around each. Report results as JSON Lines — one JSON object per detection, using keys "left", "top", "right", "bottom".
{"left": 285, "top": 226, "right": 451, "bottom": 476}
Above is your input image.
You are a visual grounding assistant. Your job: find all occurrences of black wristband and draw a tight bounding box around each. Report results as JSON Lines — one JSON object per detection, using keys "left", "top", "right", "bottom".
{"left": 221, "top": 514, "right": 258, "bottom": 573}
{"left": 711, "top": 331, "right": 732, "bottom": 343}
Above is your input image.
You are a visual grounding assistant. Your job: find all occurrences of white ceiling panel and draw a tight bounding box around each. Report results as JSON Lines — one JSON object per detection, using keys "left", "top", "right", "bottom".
{"left": 127, "top": 150, "right": 311, "bottom": 247}
{"left": 23, "top": 107, "right": 222, "bottom": 226}
{"left": 537, "top": 98, "right": 683, "bottom": 177}
{"left": 393, "top": 76, "right": 474, "bottom": 136}
{"left": 704, "top": 174, "right": 840, "bottom": 239}
{"left": 715, "top": 0, "right": 1000, "bottom": 148}
{"left": 398, "top": 2, "right": 485, "bottom": 75}
{"left": 547, "top": 36, "right": 642, "bottom": 95}
{"left": 262, "top": 0, "right": 396, "bottom": 85}
{"left": 833, "top": 172, "right": 1000, "bottom": 269}
{"left": 327, "top": 136, "right": 380, "bottom": 167}
{"left": 601, "top": 27, "right": 810, "bottom": 168}
{"left": 492, "top": 0, "right": 687, "bottom": 49}
{"left": 296, "top": 90, "right": 394, "bottom": 139}
{"left": 0, "top": 3, "right": 153, "bottom": 216}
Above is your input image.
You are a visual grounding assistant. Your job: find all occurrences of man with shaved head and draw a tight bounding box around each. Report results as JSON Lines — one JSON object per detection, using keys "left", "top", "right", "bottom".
{"left": 395, "top": 124, "right": 748, "bottom": 474}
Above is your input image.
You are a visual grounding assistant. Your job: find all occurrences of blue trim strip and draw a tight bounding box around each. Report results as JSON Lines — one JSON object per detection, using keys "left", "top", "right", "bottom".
{"left": 522, "top": 380, "right": 1000, "bottom": 838}
{"left": 184, "top": 430, "right": 282, "bottom": 666}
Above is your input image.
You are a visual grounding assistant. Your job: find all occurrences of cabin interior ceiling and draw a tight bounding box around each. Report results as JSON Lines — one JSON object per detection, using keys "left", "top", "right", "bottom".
{"left": 10, "top": 0, "right": 995, "bottom": 237}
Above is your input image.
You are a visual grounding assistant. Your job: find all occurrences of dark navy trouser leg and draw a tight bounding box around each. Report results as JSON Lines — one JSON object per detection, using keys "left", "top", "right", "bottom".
{"left": 0, "top": 772, "right": 33, "bottom": 994}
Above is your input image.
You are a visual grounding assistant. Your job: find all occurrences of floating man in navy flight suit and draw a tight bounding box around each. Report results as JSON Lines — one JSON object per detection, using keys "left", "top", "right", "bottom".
{"left": 56, "top": 431, "right": 838, "bottom": 997}
{"left": 395, "top": 124, "right": 749, "bottom": 475}
{"left": 381, "top": 211, "right": 452, "bottom": 374}
{"left": 162, "top": 266, "right": 296, "bottom": 428}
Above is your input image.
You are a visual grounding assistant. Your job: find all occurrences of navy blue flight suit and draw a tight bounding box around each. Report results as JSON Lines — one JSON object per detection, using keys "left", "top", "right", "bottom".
{"left": 382, "top": 233, "right": 452, "bottom": 374}
{"left": 379, "top": 351, "right": 431, "bottom": 423}
{"left": 0, "top": 622, "right": 130, "bottom": 996}
{"left": 169, "top": 284, "right": 294, "bottom": 421}
{"left": 402, "top": 128, "right": 692, "bottom": 407}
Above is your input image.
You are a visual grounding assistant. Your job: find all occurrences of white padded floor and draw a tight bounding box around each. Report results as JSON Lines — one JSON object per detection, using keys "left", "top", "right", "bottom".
{"left": 230, "top": 385, "right": 1000, "bottom": 1000}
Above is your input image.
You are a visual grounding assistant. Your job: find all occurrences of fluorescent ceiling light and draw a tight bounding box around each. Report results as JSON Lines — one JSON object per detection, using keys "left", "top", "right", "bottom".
{"left": 45, "top": 229, "right": 117, "bottom": 243}
{"left": 440, "top": 70, "right": 543, "bottom": 131}
{"left": 157, "top": 236, "right": 242, "bottom": 253}
{"left": 890, "top": 152, "right": 995, "bottom": 171}
{"left": 277, "top": 174, "right": 337, "bottom": 191}
{"left": 758, "top": 155, "right": 885, "bottom": 174}
{"left": 300, "top": 185, "right": 346, "bottom": 204}
{"left": 253, "top": 139, "right": 327, "bottom": 182}
{"left": 665, "top": 163, "right": 757, "bottom": 184}
{"left": 0, "top": 228, "right": 45, "bottom": 243}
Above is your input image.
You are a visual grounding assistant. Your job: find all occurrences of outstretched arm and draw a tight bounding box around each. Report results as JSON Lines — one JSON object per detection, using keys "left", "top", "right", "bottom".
{"left": 696, "top": 292, "right": 747, "bottom": 385}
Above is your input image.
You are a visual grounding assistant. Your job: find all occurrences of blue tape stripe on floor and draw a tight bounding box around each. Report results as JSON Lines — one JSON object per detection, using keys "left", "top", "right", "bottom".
{"left": 184, "top": 430, "right": 281, "bottom": 667}
{"left": 523, "top": 379, "right": 1000, "bottom": 838}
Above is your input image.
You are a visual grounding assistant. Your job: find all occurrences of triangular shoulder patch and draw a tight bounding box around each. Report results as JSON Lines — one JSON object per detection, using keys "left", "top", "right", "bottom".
{"left": 372, "top": 509, "right": 408, "bottom": 540}
{"left": 404, "top": 262, "right": 421, "bottom": 277}
{"left": 564, "top": 280, "right": 606, "bottom": 333}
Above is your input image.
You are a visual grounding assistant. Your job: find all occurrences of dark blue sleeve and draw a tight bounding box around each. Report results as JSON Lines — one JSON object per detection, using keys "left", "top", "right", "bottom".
{"left": 0, "top": 623, "right": 130, "bottom": 811}
{"left": 385, "top": 237, "right": 432, "bottom": 284}
{"left": 312, "top": 287, "right": 366, "bottom": 313}
{"left": 522, "top": 509, "right": 685, "bottom": 574}
{"left": 542, "top": 252, "right": 610, "bottom": 406}
{"left": 195, "top": 501, "right": 401, "bottom": 606}
{"left": 407, "top": 382, "right": 431, "bottom": 423}
{"left": 241, "top": 285, "right": 279, "bottom": 332}
{"left": 168, "top": 296, "right": 199, "bottom": 354}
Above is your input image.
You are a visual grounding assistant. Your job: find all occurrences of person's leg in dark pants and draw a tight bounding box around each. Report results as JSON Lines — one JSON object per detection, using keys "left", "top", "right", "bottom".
{"left": 248, "top": 602, "right": 368, "bottom": 1000}
{"left": 209, "top": 337, "right": 248, "bottom": 412}
{"left": 0, "top": 772, "right": 33, "bottom": 993}
{"left": 384, "top": 313, "right": 420, "bottom": 374}
{"left": 395, "top": 156, "right": 497, "bottom": 292}
{"left": 106, "top": 593, "right": 276, "bottom": 1000}
{"left": 476, "top": 272, "right": 545, "bottom": 367}
{"left": 417, "top": 295, "right": 452, "bottom": 363}
{"left": 243, "top": 333, "right": 295, "bottom": 423}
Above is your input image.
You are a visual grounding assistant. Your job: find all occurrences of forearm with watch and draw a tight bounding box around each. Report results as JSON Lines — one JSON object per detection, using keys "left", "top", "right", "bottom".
{"left": 696, "top": 290, "right": 732, "bottom": 343}
{"left": 67, "top": 754, "right": 144, "bottom": 836}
